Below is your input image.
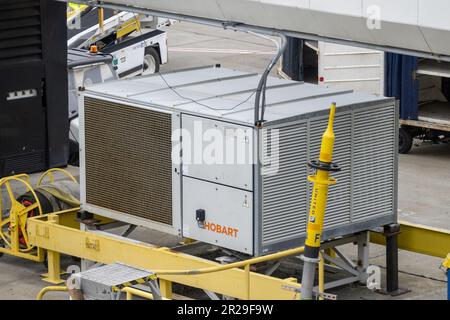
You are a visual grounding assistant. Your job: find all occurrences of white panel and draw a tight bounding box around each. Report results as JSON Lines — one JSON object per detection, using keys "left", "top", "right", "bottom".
{"left": 182, "top": 177, "right": 253, "bottom": 254}
{"left": 216, "top": 0, "right": 267, "bottom": 26}
{"left": 318, "top": 42, "right": 384, "bottom": 95}
{"left": 182, "top": 114, "right": 254, "bottom": 190}
{"left": 419, "top": 0, "right": 450, "bottom": 54}
{"left": 309, "top": 0, "right": 375, "bottom": 44}
{"left": 257, "top": 0, "right": 319, "bottom": 34}
{"left": 104, "top": 0, "right": 450, "bottom": 56}
{"left": 364, "top": 0, "right": 429, "bottom": 53}
{"left": 418, "top": 0, "right": 450, "bottom": 30}
{"left": 363, "top": 0, "right": 418, "bottom": 24}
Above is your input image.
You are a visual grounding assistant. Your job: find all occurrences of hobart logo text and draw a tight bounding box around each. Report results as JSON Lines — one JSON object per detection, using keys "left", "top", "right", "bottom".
{"left": 204, "top": 221, "right": 239, "bottom": 238}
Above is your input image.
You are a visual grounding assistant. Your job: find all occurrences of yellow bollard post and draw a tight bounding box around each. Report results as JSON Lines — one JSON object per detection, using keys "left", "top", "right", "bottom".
{"left": 301, "top": 103, "right": 340, "bottom": 300}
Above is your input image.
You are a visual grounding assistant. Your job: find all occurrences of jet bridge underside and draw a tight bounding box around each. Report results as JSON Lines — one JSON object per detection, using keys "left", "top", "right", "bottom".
{"left": 65, "top": 0, "right": 450, "bottom": 61}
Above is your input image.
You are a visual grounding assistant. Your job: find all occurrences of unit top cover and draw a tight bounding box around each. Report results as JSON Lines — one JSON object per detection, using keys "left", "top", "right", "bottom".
{"left": 83, "top": 66, "right": 393, "bottom": 126}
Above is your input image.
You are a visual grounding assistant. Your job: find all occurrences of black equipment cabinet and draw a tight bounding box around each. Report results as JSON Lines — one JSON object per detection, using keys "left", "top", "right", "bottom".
{"left": 0, "top": 0, "right": 68, "bottom": 177}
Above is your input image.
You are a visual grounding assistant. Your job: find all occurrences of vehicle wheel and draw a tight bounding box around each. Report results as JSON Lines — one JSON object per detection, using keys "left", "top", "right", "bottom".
{"left": 399, "top": 126, "right": 413, "bottom": 154}
{"left": 142, "top": 47, "right": 160, "bottom": 75}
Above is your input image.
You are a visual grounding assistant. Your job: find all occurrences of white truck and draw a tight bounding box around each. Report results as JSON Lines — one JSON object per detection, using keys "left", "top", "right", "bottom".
{"left": 67, "top": 10, "right": 169, "bottom": 164}
{"left": 314, "top": 42, "right": 450, "bottom": 154}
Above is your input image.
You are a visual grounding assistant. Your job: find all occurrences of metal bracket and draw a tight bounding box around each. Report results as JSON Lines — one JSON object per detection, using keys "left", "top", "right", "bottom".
{"left": 282, "top": 285, "right": 337, "bottom": 300}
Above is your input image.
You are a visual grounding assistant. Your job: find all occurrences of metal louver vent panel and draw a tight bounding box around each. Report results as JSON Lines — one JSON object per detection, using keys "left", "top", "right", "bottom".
{"left": 0, "top": 0, "right": 42, "bottom": 65}
{"left": 84, "top": 97, "right": 173, "bottom": 226}
{"left": 261, "top": 104, "right": 396, "bottom": 246}
{"left": 261, "top": 124, "right": 308, "bottom": 245}
{"left": 309, "top": 114, "right": 352, "bottom": 227}
{"left": 352, "top": 106, "right": 395, "bottom": 221}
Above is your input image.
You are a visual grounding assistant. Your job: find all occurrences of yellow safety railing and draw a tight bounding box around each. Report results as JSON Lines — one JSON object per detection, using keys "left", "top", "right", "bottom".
{"left": 36, "top": 286, "right": 68, "bottom": 300}
{"left": 122, "top": 287, "right": 170, "bottom": 300}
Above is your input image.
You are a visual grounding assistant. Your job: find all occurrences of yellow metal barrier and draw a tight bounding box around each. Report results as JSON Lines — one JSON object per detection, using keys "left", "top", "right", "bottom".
{"left": 36, "top": 286, "right": 68, "bottom": 300}
{"left": 36, "top": 168, "right": 78, "bottom": 187}
{"left": 27, "top": 209, "right": 307, "bottom": 300}
{"left": 25, "top": 208, "right": 338, "bottom": 300}
{"left": 122, "top": 287, "right": 170, "bottom": 300}
{"left": 370, "top": 220, "right": 450, "bottom": 258}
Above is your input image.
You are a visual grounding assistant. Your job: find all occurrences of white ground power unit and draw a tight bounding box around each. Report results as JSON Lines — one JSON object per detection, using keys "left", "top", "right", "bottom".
{"left": 79, "top": 66, "right": 398, "bottom": 256}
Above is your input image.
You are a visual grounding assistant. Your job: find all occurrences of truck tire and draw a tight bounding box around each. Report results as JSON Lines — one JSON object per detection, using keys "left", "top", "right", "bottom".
{"left": 399, "top": 126, "right": 413, "bottom": 154}
{"left": 142, "top": 47, "right": 160, "bottom": 75}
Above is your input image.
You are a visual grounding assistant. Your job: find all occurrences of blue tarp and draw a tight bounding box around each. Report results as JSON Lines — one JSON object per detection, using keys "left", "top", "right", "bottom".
{"left": 385, "top": 53, "right": 419, "bottom": 120}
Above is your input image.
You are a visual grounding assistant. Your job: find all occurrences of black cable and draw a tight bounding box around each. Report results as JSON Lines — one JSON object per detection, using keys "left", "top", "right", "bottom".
{"left": 158, "top": 72, "right": 257, "bottom": 112}
{"left": 254, "top": 33, "right": 287, "bottom": 126}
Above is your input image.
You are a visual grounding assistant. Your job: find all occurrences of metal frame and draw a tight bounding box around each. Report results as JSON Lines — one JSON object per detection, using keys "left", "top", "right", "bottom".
{"left": 28, "top": 209, "right": 305, "bottom": 300}
{"left": 27, "top": 208, "right": 450, "bottom": 299}
{"left": 316, "top": 232, "right": 370, "bottom": 291}
{"left": 371, "top": 220, "right": 450, "bottom": 258}
{"left": 26, "top": 208, "right": 379, "bottom": 300}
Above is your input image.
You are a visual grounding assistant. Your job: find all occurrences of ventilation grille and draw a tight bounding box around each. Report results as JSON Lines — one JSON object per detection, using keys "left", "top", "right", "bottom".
{"left": 84, "top": 97, "right": 173, "bottom": 226}
{"left": 0, "top": 0, "right": 42, "bottom": 66}
{"left": 352, "top": 106, "right": 396, "bottom": 221}
{"left": 261, "top": 124, "right": 308, "bottom": 244}
{"left": 309, "top": 114, "right": 352, "bottom": 227}
{"left": 2, "top": 151, "right": 45, "bottom": 177}
{"left": 262, "top": 105, "right": 396, "bottom": 246}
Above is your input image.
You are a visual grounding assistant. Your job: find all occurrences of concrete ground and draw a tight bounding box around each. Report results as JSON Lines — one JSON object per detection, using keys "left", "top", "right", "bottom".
{"left": 0, "top": 22, "right": 448, "bottom": 300}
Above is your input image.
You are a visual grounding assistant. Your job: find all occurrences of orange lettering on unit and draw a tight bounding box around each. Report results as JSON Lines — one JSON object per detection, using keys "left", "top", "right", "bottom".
{"left": 203, "top": 221, "right": 239, "bottom": 238}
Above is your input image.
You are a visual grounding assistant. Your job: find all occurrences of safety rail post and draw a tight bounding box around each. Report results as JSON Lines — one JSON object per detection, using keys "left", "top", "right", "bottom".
{"left": 42, "top": 214, "right": 64, "bottom": 284}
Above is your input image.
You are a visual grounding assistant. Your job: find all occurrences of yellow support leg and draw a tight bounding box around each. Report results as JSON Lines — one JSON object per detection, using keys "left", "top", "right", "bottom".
{"left": 159, "top": 279, "right": 173, "bottom": 300}
{"left": 42, "top": 250, "right": 64, "bottom": 284}
{"left": 42, "top": 214, "right": 64, "bottom": 284}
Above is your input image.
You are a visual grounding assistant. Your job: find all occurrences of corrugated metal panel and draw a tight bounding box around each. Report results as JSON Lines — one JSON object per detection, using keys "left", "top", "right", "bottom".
{"left": 84, "top": 97, "right": 173, "bottom": 226}
{"left": 309, "top": 114, "right": 352, "bottom": 227}
{"left": 262, "top": 104, "right": 395, "bottom": 245}
{"left": 0, "top": 0, "right": 42, "bottom": 65}
{"left": 261, "top": 123, "right": 308, "bottom": 244}
{"left": 352, "top": 106, "right": 396, "bottom": 221}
